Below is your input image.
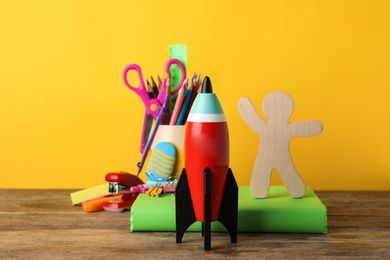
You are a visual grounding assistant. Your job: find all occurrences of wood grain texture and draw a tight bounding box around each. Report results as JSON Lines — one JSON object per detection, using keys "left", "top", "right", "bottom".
{"left": 0, "top": 189, "right": 390, "bottom": 259}
{"left": 238, "top": 93, "right": 323, "bottom": 199}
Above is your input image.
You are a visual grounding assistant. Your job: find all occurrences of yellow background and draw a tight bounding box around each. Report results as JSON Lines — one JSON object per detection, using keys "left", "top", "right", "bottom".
{"left": 1, "top": 0, "right": 389, "bottom": 190}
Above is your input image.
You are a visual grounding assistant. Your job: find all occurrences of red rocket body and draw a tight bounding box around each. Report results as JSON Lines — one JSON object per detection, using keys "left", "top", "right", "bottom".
{"left": 184, "top": 90, "right": 229, "bottom": 222}
{"left": 176, "top": 77, "right": 238, "bottom": 250}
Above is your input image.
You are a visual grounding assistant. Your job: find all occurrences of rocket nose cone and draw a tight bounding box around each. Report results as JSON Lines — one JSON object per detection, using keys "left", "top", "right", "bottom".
{"left": 202, "top": 76, "right": 213, "bottom": 93}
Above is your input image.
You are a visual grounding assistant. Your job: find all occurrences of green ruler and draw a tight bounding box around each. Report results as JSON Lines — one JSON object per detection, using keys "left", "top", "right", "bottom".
{"left": 169, "top": 45, "right": 187, "bottom": 88}
{"left": 169, "top": 45, "right": 187, "bottom": 115}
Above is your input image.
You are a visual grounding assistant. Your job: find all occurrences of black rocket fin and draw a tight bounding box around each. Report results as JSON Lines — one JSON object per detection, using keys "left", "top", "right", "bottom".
{"left": 175, "top": 169, "right": 197, "bottom": 243}
{"left": 217, "top": 168, "right": 238, "bottom": 243}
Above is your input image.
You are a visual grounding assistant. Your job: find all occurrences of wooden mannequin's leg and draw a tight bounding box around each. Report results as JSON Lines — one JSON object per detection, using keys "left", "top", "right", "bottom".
{"left": 278, "top": 160, "right": 306, "bottom": 198}
{"left": 250, "top": 149, "right": 273, "bottom": 198}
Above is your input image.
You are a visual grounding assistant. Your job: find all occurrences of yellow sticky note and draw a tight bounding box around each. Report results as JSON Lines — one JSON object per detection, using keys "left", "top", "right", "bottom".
{"left": 70, "top": 183, "right": 110, "bottom": 205}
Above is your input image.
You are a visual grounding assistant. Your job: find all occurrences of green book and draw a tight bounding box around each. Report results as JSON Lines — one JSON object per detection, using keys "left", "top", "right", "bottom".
{"left": 130, "top": 186, "right": 327, "bottom": 233}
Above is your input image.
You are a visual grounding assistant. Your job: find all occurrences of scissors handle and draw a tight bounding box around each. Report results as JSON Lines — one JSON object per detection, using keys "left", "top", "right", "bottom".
{"left": 122, "top": 64, "right": 146, "bottom": 93}
{"left": 157, "top": 59, "right": 186, "bottom": 102}
{"left": 123, "top": 64, "right": 161, "bottom": 118}
{"left": 123, "top": 60, "right": 184, "bottom": 155}
{"left": 123, "top": 64, "right": 161, "bottom": 154}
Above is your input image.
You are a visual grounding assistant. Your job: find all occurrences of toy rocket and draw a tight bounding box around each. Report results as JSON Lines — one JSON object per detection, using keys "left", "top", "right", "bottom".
{"left": 185, "top": 77, "right": 229, "bottom": 222}
{"left": 175, "top": 77, "right": 238, "bottom": 250}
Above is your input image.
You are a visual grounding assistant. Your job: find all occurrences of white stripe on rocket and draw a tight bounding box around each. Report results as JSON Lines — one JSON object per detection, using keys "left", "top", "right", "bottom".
{"left": 187, "top": 113, "right": 227, "bottom": 122}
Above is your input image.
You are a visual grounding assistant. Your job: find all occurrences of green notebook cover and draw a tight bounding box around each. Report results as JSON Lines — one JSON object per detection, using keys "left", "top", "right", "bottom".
{"left": 130, "top": 186, "right": 327, "bottom": 233}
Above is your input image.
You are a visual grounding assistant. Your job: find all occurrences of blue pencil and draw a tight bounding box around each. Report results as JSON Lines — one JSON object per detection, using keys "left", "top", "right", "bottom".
{"left": 176, "top": 82, "right": 193, "bottom": 125}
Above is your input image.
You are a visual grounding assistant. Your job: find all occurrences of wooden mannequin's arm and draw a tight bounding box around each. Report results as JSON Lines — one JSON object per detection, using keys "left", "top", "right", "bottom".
{"left": 288, "top": 120, "right": 323, "bottom": 138}
{"left": 238, "top": 97, "right": 266, "bottom": 134}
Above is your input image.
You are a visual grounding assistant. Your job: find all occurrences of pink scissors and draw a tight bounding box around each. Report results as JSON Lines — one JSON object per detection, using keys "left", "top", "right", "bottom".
{"left": 123, "top": 59, "right": 186, "bottom": 153}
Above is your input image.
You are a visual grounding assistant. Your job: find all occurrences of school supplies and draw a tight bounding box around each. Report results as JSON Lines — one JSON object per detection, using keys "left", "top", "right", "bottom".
{"left": 150, "top": 76, "right": 159, "bottom": 97}
{"left": 143, "top": 179, "right": 177, "bottom": 197}
{"left": 169, "top": 45, "right": 187, "bottom": 90}
{"left": 145, "top": 180, "right": 164, "bottom": 197}
{"left": 103, "top": 193, "right": 139, "bottom": 213}
{"left": 130, "top": 180, "right": 176, "bottom": 193}
{"left": 197, "top": 81, "right": 203, "bottom": 94}
{"left": 82, "top": 194, "right": 124, "bottom": 213}
{"left": 165, "top": 76, "right": 172, "bottom": 124}
{"left": 169, "top": 79, "right": 187, "bottom": 125}
{"left": 183, "top": 75, "right": 200, "bottom": 122}
{"left": 105, "top": 171, "right": 144, "bottom": 193}
{"left": 162, "top": 179, "right": 177, "bottom": 194}
{"left": 145, "top": 77, "right": 155, "bottom": 98}
{"left": 137, "top": 84, "right": 171, "bottom": 174}
{"left": 70, "top": 183, "right": 110, "bottom": 205}
{"left": 130, "top": 184, "right": 150, "bottom": 193}
{"left": 175, "top": 79, "right": 193, "bottom": 125}
{"left": 138, "top": 140, "right": 176, "bottom": 183}
{"left": 123, "top": 59, "right": 186, "bottom": 154}
{"left": 157, "top": 75, "right": 162, "bottom": 90}
{"left": 146, "top": 142, "right": 176, "bottom": 180}
{"left": 131, "top": 141, "right": 177, "bottom": 195}
{"left": 82, "top": 195, "right": 112, "bottom": 206}
{"left": 82, "top": 193, "right": 139, "bottom": 213}
{"left": 131, "top": 186, "right": 328, "bottom": 233}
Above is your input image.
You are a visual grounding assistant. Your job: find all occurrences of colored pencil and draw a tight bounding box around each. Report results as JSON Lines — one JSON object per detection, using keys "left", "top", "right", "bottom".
{"left": 150, "top": 76, "right": 159, "bottom": 97}
{"left": 145, "top": 77, "right": 155, "bottom": 98}
{"left": 165, "top": 75, "right": 172, "bottom": 124}
{"left": 183, "top": 74, "right": 200, "bottom": 123}
{"left": 169, "top": 79, "right": 187, "bottom": 125}
{"left": 197, "top": 80, "right": 203, "bottom": 93}
{"left": 193, "top": 73, "right": 202, "bottom": 100}
{"left": 176, "top": 78, "right": 193, "bottom": 125}
{"left": 157, "top": 75, "right": 162, "bottom": 91}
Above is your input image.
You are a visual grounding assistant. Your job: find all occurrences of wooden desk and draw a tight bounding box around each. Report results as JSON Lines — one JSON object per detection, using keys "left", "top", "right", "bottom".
{"left": 0, "top": 190, "right": 389, "bottom": 259}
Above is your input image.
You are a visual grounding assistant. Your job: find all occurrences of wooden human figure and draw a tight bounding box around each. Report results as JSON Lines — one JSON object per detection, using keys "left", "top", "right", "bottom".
{"left": 238, "top": 92, "right": 323, "bottom": 198}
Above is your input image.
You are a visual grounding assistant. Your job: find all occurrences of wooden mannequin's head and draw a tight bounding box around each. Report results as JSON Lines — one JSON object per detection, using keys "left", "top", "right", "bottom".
{"left": 262, "top": 91, "right": 294, "bottom": 123}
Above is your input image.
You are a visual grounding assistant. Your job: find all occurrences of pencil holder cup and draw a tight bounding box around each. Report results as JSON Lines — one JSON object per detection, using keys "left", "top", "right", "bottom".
{"left": 139, "top": 125, "right": 185, "bottom": 181}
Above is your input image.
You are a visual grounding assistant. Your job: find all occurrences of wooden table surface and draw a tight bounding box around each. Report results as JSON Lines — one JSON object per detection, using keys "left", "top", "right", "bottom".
{"left": 0, "top": 189, "right": 389, "bottom": 259}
